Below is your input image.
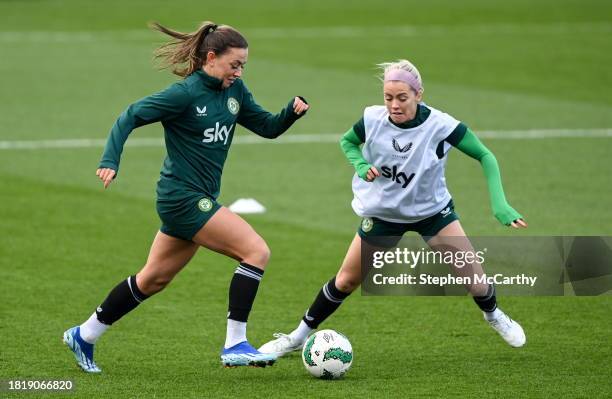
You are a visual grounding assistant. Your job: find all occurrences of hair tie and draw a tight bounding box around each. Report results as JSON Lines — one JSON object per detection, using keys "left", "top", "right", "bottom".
{"left": 208, "top": 24, "right": 218, "bottom": 34}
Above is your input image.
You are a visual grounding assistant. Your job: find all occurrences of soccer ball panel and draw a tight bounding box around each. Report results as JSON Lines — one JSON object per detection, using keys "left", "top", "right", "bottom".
{"left": 302, "top": 329, "right": 353, "bottom": 379}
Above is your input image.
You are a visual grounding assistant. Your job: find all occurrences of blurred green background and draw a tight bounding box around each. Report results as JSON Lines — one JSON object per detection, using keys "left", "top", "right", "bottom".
{"left": 1, "top": 1, "right": 610, "bottom": 398}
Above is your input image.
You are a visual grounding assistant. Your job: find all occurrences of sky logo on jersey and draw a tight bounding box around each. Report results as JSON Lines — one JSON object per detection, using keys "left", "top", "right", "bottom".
{"left": 202, "top": 122, "right": 234, "bottom": 145}
{"left": 196, "top": 106, "right": 207, "bottom": 117}
{"left": 380, "top": 165, "right": 415, "bottom": 188}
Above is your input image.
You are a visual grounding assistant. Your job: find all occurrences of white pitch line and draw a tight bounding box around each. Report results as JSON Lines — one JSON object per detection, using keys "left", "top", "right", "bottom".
{"left": 1, "top": 22, "right": 611, "bottom": 43}
{"left": 0, "top": 129, "right": 610, "bottom": 150}
{"left": 478, "top": 129, "right": 612, "bottom": 139}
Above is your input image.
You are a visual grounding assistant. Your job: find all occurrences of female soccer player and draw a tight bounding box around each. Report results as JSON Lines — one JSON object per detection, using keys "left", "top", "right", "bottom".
{"left": 259, "top": 59, "right": 527, "bottom": 357}
{"left": 63, "top": 21, "right": 309, "bottom": 372}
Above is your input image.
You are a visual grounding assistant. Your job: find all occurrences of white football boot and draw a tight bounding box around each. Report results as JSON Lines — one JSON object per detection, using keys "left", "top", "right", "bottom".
{"left": 258, "top": 333, "right": 304, "bottom": 357}
{"left": 485, "top": 309, "right": 526, "bottom": 347}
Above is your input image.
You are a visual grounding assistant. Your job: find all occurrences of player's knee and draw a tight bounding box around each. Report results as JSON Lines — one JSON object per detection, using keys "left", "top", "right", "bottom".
{"left": 335, "top": 272, "right": 360, "bottom": 293}
{"left": 137, "top": 271, "right": 173, "bottom": 296}
{"left": 242, "top": 238, "right": 270, "bottom": 268}
{"left": 468, "top": 282, "right": 489, "bottom": 297}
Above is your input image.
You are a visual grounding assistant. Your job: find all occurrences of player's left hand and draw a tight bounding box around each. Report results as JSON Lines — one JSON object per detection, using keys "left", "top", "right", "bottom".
{"left": 494, "top": 203, "right": 527, "bottom": 228}
{"left": 293, "top": 97, "right": 309, "bottom": 115}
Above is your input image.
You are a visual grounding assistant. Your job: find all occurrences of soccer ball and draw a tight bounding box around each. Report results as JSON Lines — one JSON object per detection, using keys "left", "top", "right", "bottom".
{"left": 302, "top": 329, "right": 353, "bottom": 379}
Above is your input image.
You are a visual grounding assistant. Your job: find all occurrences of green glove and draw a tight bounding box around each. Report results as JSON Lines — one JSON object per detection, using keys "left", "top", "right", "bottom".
{"left": 340, "top": 127, "right": 373, "bottom": 181}
{"left": 355, "top": 162, "right": 372, "bottom": 180}
{"left": 493, "top": 202, "right": 523, "bottom": 226}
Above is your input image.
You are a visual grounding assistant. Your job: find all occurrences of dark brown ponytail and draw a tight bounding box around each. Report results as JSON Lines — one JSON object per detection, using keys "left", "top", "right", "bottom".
{"left": 150, "top": 21, "right": 248, "bottom": 77}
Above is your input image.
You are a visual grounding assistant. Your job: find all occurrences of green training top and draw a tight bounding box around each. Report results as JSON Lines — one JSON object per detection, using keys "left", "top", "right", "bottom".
{"left": 99, "top": 69, "right": 303, "bottom": 200}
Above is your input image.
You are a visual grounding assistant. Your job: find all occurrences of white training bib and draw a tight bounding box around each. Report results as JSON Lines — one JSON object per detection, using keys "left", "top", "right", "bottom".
{"left": 351, "top": 104, "right": 460, "bottom": 223}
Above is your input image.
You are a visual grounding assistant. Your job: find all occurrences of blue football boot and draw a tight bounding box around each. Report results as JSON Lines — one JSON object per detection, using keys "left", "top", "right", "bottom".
{"left": 63, "top": 326, "right": 101, "bottom": 373}
{"left": 221, "top": 341, "right": 277, "bottom": 367}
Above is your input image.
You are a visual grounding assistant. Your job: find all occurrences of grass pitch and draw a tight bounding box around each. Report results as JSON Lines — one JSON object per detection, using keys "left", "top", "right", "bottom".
{"left": 1, "top": 1, "right": 611, "bottom": 398}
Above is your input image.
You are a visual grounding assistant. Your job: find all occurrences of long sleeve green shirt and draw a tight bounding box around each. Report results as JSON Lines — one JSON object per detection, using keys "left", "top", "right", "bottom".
{"left": 99, "top": 69, "right": 303, "bottom": 200}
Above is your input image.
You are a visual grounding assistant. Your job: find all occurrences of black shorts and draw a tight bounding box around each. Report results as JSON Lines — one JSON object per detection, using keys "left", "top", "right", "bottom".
{"left": 358, "top": 199, "right": 459, "bottom": 247}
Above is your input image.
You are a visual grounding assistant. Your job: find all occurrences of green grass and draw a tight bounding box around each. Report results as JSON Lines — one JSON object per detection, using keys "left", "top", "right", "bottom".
{"left": 1, "top": 1, "right": 611, "bottom": 398}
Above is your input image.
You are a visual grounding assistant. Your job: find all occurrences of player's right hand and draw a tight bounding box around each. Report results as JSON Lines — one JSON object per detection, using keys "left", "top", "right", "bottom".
{"left": 365, "top": 166, "right": 380, "bottom": 182}
{"left": 96, "top": 168, "right": 116, "bottom": 189}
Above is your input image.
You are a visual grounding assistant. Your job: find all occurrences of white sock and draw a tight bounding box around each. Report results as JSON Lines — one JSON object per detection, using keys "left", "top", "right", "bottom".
{"left": 225, "top": 319, "right": 247, "bottom": 349}
{"left": 289, "top": 320, "right": 313, "bottom": 343}
{"left": 484, "top": 308, "right": 502, "bottom": 322}
{"left": 79, "top": 312, "right": 109, "bottom": 344}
